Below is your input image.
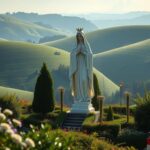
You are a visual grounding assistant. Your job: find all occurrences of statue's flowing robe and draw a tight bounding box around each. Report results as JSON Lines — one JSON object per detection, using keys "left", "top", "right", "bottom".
{"left": 69, "top": 40, "right": 94, "bottom": 102}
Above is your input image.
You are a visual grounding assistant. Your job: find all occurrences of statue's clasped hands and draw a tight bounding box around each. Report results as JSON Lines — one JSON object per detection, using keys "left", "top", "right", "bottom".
{"left": 77, "top": 48, "right": 86, "bottom": 55}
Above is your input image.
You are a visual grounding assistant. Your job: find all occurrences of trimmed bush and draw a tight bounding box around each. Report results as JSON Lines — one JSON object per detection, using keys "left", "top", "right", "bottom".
{"left": 104, "top": 105, "right": 135, "bottom": 115}
{"left": 134, "top": 92, "right": 150, "bottom": 132}
{"left": 115, "top": 129, "right": 147, "bottom": 150}
{"left": 82, "top": 123, "right": 121, "bottom": 140}
{"left": 106, "top": 106, "right": 114, "bottom": 121}
{"left": 22, "top": 111, "right": 66, "bottom": 128}
{"left": 0, "top": 95, "right": 21, "bottom": 118}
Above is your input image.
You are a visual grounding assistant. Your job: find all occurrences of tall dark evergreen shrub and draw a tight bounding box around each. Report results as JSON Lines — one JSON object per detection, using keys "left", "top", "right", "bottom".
{"left": 92, "top": 73, "right": 101, "bottom": 111}
{"left": 106, "top": 106, "right": 114, "bottom": 121}
{"left": 32, "top": 63, "right": 55, "bottom": 113}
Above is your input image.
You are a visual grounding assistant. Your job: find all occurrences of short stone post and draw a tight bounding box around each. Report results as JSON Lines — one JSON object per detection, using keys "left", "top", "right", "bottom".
{"left": 119, "top": 82, "right": 124, "bottom": 106}
{"left": 125, "top": 91, "right": 130, "bottom": 123}
{"left": 97, "top": 95, "right": 105, "bottom": 124}
{"left": 58, "top": 86, "right": 65, "bottom": 112}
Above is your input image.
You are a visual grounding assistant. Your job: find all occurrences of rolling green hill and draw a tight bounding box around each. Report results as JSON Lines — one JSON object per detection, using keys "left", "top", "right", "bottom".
{"left": 93, "top": 39, "right": 150, "bottom": 85}
{"left": 0, "top": 86, "right": 33, "bottom": 100}
{"left": 0, "top": 38, "right": 7, "bottom": 41}
{"left": 44, "top": 25, "right": 150, "bottom": 54}
{"left": 0, "top": 14, "right": 66, "bottom": 42}
{"left": 10, "top": 12, "right": 97, "bottom": 34}
{"left": 0, "top": 40, "right": 119, "bottom": 104}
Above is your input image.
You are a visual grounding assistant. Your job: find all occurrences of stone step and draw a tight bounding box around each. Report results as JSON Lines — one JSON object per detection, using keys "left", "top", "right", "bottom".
{"left": 65, "top": 117, "right": 85, "bottom": 121}
{"left": 67, "top": 114, "right": 87, "bottom": 117}
{"left": 62, "top": 113, "right": 87, "bottom": 130}
{"left": 63, "top": 122, "right": 82, "bottom": 125}
{"left": 64, "top": 120, "right": 83, "bottom": 123}
{"left": 63, "top": 124, "right": 82, "bottom": 128}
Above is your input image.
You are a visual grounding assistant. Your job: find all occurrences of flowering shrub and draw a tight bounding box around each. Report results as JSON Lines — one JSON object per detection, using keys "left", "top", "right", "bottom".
{"left": 0, "top": 95, "right": 21, "bottom": 118}
{"left": 0, "top": 107, "right": 136, "bottom": 150}
{"left": 0, "top": 108, "right": 35, "bottom": 150}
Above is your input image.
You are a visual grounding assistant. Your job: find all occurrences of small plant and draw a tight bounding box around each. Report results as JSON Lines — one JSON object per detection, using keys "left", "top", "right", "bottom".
{"left": 134, "top": 92, "right": 150, "bottom": 132}
{"left": 106, "top": 106, "right": 114, "bottom": 121}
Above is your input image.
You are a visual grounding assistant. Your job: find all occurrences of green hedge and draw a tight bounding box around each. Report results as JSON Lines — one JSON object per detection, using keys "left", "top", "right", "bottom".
{"left": 115, "top": 129, "right": 147, "bottom": 150}
{"left": 82, "top": 123, "right": 121, "bottom": 140}
{"left": 22, "top": 111, "right": 66, "bottom": 128}
{"left": 104, "top": 105, "right": 135, "bottom": 115}
{"left": 134, "top": 92, "right": 150, "bottom": 132}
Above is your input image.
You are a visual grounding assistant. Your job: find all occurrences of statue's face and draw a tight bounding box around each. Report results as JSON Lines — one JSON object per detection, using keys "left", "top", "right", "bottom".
{"left": 76, "top": 33, "right": 84, "bottom": 43}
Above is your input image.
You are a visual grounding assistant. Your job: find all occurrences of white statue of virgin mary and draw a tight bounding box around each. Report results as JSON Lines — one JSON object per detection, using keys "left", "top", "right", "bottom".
{"left": 69, "top": 28, "right": 94, "bottom": 105}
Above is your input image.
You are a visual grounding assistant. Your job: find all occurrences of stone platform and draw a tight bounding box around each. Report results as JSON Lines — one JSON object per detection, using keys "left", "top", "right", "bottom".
{"left": 71, "top": 101, "right": 95, "bottom": 113}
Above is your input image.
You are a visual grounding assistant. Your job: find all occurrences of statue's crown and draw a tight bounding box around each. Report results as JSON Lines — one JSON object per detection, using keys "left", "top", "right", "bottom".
{"left": 76, "top": 28, "right": 83, "bottom": 34}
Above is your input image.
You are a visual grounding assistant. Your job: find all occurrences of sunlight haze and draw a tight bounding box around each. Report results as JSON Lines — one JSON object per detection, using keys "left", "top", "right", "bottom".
{"left": 0, "top": 0, "right": 150, "bottom": 14}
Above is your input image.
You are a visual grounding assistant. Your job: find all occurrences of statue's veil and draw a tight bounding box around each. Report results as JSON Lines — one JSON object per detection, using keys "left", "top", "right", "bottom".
{"left": 76, "top": 28, "right": 93, "bottom": 54}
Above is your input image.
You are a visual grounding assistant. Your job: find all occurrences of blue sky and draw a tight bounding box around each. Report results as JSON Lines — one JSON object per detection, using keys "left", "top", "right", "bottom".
{"left": 0, "top": 0, "right": 150, "bottom": 14}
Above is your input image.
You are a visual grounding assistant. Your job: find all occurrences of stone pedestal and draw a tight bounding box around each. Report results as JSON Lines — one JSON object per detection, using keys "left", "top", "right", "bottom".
{"left": 71, "top": 101, "right": 95, "bottom": 113}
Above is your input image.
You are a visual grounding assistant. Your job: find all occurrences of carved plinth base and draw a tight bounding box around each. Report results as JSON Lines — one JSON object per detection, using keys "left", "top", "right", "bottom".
{"left": 71, "top": 101, "right": 95, "bottom": 113}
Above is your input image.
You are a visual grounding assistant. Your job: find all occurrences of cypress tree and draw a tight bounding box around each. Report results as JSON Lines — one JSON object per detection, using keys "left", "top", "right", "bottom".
{"left": 106, "top": 106, "right": 114, "bottom": 121}
{"left": 92, "top": 73, "right": 101, "bottom": 111}
{"left": 32, "top": 63, "right": 55, "bottom": 113}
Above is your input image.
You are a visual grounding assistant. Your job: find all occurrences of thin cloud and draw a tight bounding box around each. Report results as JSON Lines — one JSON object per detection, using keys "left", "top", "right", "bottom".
{"left": 0, "top": 0, "right": 149, "bottom": 13}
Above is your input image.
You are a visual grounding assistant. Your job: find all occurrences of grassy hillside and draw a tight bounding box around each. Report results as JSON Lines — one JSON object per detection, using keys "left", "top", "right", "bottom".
{"left": 0, "top": 38, "right": 7, "bottom": 41}
{"left": 10, "top": 12, "right": 97, "bottom": 34}
{"left": 0, "top": 86, "right": 33, "bottom": 100}
{"left": 0, "top": 40, "right": 119, "bottom": 104}
{"left": 0, "top": 40, "right": 69, "bottom": 89}
{"left": 93, "top": 14, "right": 150, "bottom": 28}
{"left": 44, "top": 25, "right": 150, "bottom": 54}
{"left": 0, "top": 14, "right": 66, "bottom": 42}
{"left": 93, "top": 39, "right": 150, "bottom": 84}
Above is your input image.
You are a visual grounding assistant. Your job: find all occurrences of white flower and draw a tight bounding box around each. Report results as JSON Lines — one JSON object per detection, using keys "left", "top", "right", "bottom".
{"left": 25, "top": 138, "right": 35, "bottom": 148}
{"left": 41, "top": 123, "right": 44, "bottom": 129}
{"left": 68, "top": 147, "right": 71, "bottom": 150}
{"left": 11, "top": 133, "right": 22, "bottom": 144}
{"left": 21, "top": 142, "right": 27, "bottom": 148}
{"left": 38, "top": 141, "right": 42, "bottom": 145}
{"left": 0, "top": 123, "right": 11, "bottom": 131}
{"left": 55, "top": 137, "right": 59, "bottom": 141}
{"left": 58, "top": 142, "right": 62, "bottom": 147}
{"left": 6, "top": 129, "right": 14, "bottom": 135}
{"left": 20, "top": 131, "right": 25, "bottom": 135}
{"left": 4, "top": 147, "right": 10, "bottom": 150}
{"left": 29, "top": 124, "right": 33, "bottom": 128}
{"left": 3, "top": 109, "right": 13, "bottom": 116}
{"left": 0, "top": 113, "right": 6, "bottom": 121}
{"left": 12, "top": 119, "right": 22, "bottom": 127}
{"left": 54, "top": 142, "right": 58, "bottom": 145}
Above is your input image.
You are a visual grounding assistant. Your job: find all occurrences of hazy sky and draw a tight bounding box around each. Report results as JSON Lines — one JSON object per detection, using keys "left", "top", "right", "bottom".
{"left": 0, "top": 0, "right": 150, "bottom": 14}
